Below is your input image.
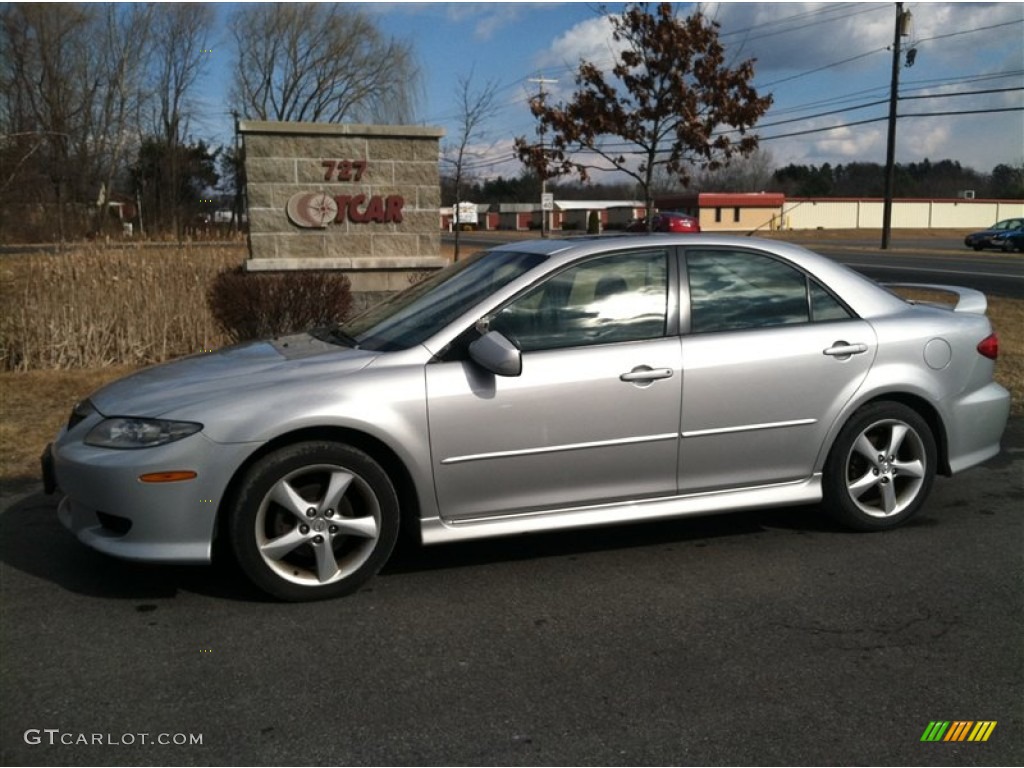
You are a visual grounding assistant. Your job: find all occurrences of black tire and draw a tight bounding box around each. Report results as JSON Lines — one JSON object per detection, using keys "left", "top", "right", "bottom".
{"left": 228, "top": 441, "right": 399, "bottom": 601}
{"left": 823, "top": 402, "right": 937, "bottom": 531}
{"left": 972, "top": 243, "right": 984, "bottom": 251}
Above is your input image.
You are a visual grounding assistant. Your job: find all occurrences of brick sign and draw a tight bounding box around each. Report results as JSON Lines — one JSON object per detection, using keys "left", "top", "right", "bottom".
{"left": 239, "top": 120, "right": 445, "bottom": 297}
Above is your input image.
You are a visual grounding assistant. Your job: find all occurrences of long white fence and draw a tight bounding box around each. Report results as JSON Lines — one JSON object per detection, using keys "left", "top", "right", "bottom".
{"left": 779, "top": 199, "right": 1023, "bottom": 230}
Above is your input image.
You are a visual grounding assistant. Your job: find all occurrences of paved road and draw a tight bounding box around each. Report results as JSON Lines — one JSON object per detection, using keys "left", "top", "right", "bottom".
{"left": 817, "top": 247, "right": 1023, "bottom": 300}
{"left": 2, "top": 420, "right": 1021, "bottom": 766}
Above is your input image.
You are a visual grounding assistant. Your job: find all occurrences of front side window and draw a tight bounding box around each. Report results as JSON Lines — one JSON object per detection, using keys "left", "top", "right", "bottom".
{"left": 490, "top": 250, "right": 669, "bottom": 352}
{"left": 686, "top": 249, "right": 851, "bottom": 333}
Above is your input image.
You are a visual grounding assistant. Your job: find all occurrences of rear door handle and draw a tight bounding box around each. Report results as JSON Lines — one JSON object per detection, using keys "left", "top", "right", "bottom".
{"left": 620, "top": 366, "right": 673, "bottom": 383}
{"left": 823, "top": 342, "right": 868, "bottom": 360}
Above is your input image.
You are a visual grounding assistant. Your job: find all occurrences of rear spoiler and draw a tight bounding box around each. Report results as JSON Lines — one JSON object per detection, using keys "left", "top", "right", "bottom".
{"left": 883, "top": 283, "right": 988, "bottom": 315}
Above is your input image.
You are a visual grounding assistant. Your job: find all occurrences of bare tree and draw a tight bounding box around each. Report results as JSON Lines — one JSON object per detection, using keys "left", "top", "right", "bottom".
{"left": 695, "top": 148, "right": 776, "bottom": 192}
{"left": 515, "top": 2, "right": 772, "bottom": 229}
{"left": 148, "top": 3, "right": 213, "bottom": 237}
{"left": 1, "top": 4, "right": 159, "bottom": 240}
{"left": 91, "top": 4, "right": 155, "bottom": 233}
{"left": 230, "top": 3, "right": 419, "bottom": 124}
{"left": 442, "top": 72, "right": 499, "bottom": 261}
{"left": 1, "top": 3, "right": 98, "bottom": 239}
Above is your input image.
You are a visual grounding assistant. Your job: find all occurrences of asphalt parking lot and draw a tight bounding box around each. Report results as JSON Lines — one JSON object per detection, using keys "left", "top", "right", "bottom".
{"left": 1, "top": 418, "right": 1021, "bottom": 766}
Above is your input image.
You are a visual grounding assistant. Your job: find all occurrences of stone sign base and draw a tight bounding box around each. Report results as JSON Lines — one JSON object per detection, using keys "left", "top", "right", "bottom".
{"left": 239, "top": 120, "right": 445, "bottom": 301}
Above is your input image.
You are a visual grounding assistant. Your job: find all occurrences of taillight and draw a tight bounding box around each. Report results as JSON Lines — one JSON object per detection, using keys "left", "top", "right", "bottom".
{"left": 977, "top": 333, "right": 999, "bottom": 360}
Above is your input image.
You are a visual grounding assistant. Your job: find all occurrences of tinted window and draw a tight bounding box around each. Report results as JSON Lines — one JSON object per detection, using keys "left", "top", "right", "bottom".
{"left": 491, "top": 250, "right": 668, "bottom": 352}
{"left": 687, "top": 250, "right": 809, "bottom": 333}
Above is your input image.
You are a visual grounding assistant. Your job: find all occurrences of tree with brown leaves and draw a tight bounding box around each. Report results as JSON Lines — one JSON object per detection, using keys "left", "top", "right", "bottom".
{"left": 515, "top": 3, "right": 772, "bottom": 229}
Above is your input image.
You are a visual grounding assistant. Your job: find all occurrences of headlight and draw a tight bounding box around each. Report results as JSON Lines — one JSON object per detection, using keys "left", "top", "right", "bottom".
{"left": 84, "top": 418, "right": 203, "bottom": 449}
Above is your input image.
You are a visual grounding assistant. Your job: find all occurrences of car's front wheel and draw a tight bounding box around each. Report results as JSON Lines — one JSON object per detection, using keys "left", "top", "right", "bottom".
{"left": 823, "top": 402, "right": 937, "bottom": 531}
{"left": 228, "top": 441, "right": 399, "bottom": 601}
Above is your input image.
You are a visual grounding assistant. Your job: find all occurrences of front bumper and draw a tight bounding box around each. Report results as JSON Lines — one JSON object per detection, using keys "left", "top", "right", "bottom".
{"left": 49, "top": 429, "right": 260, "bottom": 564}
{"left": 965, "top": 235, "right": 1009, "bottom": 250}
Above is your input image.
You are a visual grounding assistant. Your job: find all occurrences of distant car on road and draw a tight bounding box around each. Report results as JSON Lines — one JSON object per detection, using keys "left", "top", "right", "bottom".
{"left": 626, "top": 211, "right": 701, "bottom": 233}
{"left": 964, "top": 218, "right": 1023, "bottom": 251}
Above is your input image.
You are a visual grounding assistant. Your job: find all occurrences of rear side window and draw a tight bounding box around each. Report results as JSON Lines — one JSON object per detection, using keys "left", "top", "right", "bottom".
{"left": 686, "top": 249, "right": 851, "bottom": 333}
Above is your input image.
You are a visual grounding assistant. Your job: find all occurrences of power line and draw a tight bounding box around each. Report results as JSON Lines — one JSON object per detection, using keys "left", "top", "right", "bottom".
{"left": 900, "top": 86, "right": 1023, "bottom": 101}
{"left": 764, "top": 69, "right": 1024, "bottom": 119}
{"left": 914, "top": 17, "right": 1024, "bottom": 46}
{"left": 755, "top": 47, "right": 888, "bottom": 91}
{"left": 756, "top": 106, "right": 1024, "bottom": 143}
{"left": 899, "top": 106, "right": 1024, "bottom": 118}
{"left": 731, "top": 86, "right": 1023, "bottom": 134}
{"left": 753, "top": 99, "right": 890, "bottom": 130}
{"left": 724, "top": 3, "right": 887, "bottom": 45}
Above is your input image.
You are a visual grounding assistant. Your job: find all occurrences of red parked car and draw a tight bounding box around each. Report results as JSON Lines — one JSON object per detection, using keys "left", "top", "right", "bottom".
{"left": 625, "top": 211, "right": 701, "bottom": 233}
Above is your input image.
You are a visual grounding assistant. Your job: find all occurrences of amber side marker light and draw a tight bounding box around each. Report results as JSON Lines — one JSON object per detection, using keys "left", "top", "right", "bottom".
{"left": 977, "top": 333, "right": 999, "bottom": 360}
{"left": 139, "top": 471, "right": 198, "bottom": 483}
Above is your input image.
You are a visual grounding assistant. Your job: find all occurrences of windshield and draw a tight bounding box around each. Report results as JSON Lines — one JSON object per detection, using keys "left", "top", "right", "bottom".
{"left": 345, "top": 250, "right": 547, "bottom": 351}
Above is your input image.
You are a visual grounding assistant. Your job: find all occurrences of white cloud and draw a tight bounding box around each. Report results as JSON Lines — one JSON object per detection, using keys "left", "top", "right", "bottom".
{"left": 533, "top": 14, "right": 620, "bottom": 95}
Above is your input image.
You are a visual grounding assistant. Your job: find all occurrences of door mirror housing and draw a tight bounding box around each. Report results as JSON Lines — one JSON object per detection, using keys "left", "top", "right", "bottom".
{"left": 469, "top": 330, "right": 522, "bottom": 377}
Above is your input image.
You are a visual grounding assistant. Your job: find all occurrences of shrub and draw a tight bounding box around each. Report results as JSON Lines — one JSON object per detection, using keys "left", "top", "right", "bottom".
{"left": 207, "top": 266, "right": 353, "bottom": 342}
{"left": 588, "top": 210, "right": 601, "bottom": 234}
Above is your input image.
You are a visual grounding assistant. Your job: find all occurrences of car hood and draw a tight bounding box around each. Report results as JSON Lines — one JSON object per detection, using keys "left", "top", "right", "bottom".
{"left": 969, "top": 228, "right": 1012, "bottom": 238}
{"left": 89, "top": 333, "right": 378, "bottom": 418}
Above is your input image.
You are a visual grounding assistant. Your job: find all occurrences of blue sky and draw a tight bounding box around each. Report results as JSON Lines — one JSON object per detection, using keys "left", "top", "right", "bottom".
{"left": 196, "top": 2, "right": 1024, "bottom": 182}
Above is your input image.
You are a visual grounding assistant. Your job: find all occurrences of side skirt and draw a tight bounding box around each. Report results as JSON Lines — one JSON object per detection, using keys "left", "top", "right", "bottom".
{"left": 419, "top": 475, "right": 823, "bottom": 545}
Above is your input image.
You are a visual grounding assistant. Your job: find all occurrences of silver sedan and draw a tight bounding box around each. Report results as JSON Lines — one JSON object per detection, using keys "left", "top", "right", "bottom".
{"left": 44, "top": 235, "right": 1011, "bottom": 600}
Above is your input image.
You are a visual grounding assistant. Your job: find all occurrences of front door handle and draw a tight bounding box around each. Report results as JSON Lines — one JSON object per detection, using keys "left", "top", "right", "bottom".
{"left": 620, "top": 366, "right": 674, "bottom": 384}
{"left": 823, "top": 341, "right": 868, "bottom": 360}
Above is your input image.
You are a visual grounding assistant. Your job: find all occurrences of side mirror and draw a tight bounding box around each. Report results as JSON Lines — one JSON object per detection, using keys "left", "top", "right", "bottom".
{"left": 468, "top": 330, "right": 522, "bottom": 377}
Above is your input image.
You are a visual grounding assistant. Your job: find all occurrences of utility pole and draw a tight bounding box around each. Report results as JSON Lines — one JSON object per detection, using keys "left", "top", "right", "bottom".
{"left": 528, "top": 77, "right": 557, "bottom": 238}
{"left": 881, "top": 3, "right": 912, "bottom": 250}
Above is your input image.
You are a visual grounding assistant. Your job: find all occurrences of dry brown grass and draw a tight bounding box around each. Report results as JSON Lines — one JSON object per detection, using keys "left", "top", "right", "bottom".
{"left": 0, "top": 365, "right": 138, "bottom": 489}
{"left": 0, "top": 243, "right": 244, "bottom": 370}
{"left": 991, "top": 295, "right": 1024, "bottom": 416}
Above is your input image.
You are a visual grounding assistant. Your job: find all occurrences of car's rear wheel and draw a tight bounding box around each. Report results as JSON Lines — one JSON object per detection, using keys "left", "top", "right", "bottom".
{"left": 823, "top": 402, "right": 936, "bottom": 531}
{"left": 228, "top": 441, "right": 399, "bottom": 601}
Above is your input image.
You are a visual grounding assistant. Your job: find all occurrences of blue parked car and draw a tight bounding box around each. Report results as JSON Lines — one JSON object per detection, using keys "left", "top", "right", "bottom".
{"left": 964, "top": 218, "right": 1023, "bottom": 251}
